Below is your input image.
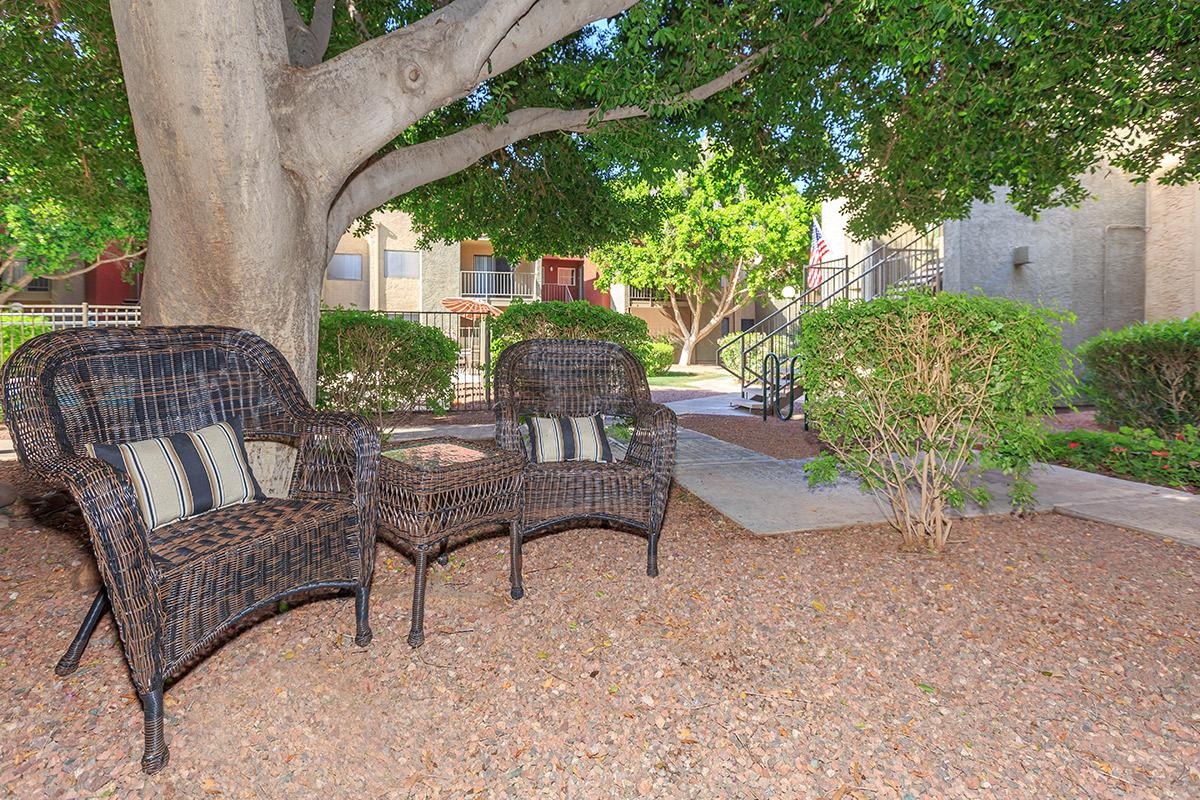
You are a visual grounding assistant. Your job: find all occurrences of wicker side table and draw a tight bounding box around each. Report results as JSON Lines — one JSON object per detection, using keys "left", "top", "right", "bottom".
{"left": 378, "top": 436, "right": 525, "bottom": 647}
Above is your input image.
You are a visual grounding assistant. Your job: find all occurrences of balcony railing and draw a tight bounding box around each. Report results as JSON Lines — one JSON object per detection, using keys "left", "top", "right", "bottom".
{"left": 540, "top": 284, "right": 574, "bottom": 302}
{"left": 628, "top": 287, "right": 664, "bottom": 304}
{"left": 460, "top": 270, "right": 535, "bottom": 299}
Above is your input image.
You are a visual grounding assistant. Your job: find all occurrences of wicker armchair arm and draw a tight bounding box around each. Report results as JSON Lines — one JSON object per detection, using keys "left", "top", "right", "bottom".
{"left": 40, "top": 455, "right": 164, "bottom": 693}
{"left": 493, "top": 399, "right": 525, "bottom": 454}
{"left": 625, "top": 403, "right": 678, "bottom": 470}
{"left": 289, "top": 412, "right": 380, "bottom": 581}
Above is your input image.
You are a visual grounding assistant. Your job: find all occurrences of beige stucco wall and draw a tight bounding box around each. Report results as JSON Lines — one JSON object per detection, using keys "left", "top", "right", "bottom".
{"left": 630, "top": 298, "right": 758, "bottom": 364}
{"left": 1146, "top": 176, "right": 1200, "bottom": 321}
{"left": 322, "top": 233, "right": 370, "bottom": 309}
{"left": 943, "top": 165, "right": 1148, "bottom": 352}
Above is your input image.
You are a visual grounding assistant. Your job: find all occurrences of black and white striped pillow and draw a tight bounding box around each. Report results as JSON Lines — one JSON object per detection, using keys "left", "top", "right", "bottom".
{"left": 526, "top": 414, "right": 614, "bottom": 464}
{"left": 84, "top": 419, "right": 265, "bottom": 530}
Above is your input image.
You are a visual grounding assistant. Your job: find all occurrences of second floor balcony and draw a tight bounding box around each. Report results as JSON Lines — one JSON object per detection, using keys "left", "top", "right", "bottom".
{"left": 461, "top": 270, "right": 536, "bottom": 300}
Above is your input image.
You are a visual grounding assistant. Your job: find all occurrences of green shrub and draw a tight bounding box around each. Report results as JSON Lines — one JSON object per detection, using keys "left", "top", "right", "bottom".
{"left": 1044, "top": 426, "right": 1200, "bottom": 491}
{"left": 797, "top": 291, "right": 1076, "bottom": 552}
{"left": 1077, "top": 316, "right": 1200, "bottom": 436}
{"left": 489, "top": 298, "right": 656, "bottom": 371}
{"left": 317, "top": 308, "right": 458, "bottom": 433}
{"left": 0, "top": 314, "right": 53, "bottom": 362}
{"left": 645, "top": 338, "right": 675, "bottom": 376}
{"left": 717, "top": 331, "right": 762, "bottom": 375}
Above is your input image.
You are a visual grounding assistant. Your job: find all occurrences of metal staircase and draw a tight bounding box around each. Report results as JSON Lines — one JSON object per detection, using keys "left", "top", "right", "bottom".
{"left": 718, "top": 226, "right": 944, "bottom": 414}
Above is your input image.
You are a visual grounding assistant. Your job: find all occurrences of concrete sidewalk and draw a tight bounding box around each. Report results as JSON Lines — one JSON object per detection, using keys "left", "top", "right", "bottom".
{"left": 670, "top": 428, "right": 1200, "bottom": 547}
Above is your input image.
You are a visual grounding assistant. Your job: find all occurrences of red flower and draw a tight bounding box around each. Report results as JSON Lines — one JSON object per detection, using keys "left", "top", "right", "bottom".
{"left": 1151, "top": 450, "right": 1169, "bottom": 457}
{"left": 1067, "top": 442, "right": 1080, "bottom": 449}
{"left": 1162, "top": 464, "right": 1171, "bottom": 469}
{"left": 1176, "top": 434, "right": 1187, "bottom": 441}
{"left": 1111, "top": 446, "right": 1127, "bottom": 454}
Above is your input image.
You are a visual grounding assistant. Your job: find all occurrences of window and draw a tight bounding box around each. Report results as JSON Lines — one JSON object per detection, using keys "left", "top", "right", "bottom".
{"left": 6, "top": 261, "right": 49, "bottom": 293}
{"left": 327, "top": 253, "right": 363, "bottom": 281}
{"left": 556, "top": 267, "right": 577, "bottom": 286}
{"left": 385, "top": 249, "right": 420, "bottom": 279}
{"left": 472, "top": 254, "right": 510, "bottom": 272}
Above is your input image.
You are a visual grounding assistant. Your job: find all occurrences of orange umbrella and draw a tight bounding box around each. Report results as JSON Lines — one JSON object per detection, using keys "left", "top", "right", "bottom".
{"left": 441, "top": 297, "right": 502, "bottom": 319}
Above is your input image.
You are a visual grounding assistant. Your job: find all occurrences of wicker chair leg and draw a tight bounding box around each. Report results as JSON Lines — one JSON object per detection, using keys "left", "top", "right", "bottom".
{"left": 140, "top": 682, "right": 169, "bottom": 774}
{"left": 354, "top": 585, "right": 372, "bottom": 647}
{"left": 647, "top": 531, "right": 660, "bottom": 578}
{"left": 55, "top": 590, "right": 109, "bottom": 676}
{"left": 436, "top": 537, "right": 449, "bottom": 566}
{"left": 508, "top": 520, "right": 524, "bottom": 600}
{"left": 408, "top": 546, "right": 429, "bottom": 648}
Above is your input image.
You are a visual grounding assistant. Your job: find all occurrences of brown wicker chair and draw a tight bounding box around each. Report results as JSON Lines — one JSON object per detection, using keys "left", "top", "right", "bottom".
{"left": 1, "top": 326, "right": 379, "bottom": 773}
{"left": 493, "top": 339, "right": 677, "bottom": 583}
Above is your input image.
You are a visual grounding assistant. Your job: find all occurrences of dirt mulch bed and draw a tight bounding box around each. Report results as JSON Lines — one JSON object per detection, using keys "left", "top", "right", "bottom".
{"left": 680, "top": 413, "right": 826, "bottom": 460}
{"left": 1046, "top": 409, "right": 1111, "bottom": 433}
{"left": 0, "top": 462, "right": 1197, "bottom": 799}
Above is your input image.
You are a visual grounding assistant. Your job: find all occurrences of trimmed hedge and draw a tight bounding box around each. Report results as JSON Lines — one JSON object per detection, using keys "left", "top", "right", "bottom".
{"left": 1, "top": 315, "right": 53, "bottom": 363}
{"left": 645, "top": 339, "right": 675, "bottom": 376}
{"left": 317, "top": 308, "right": 458, "bottom": 431}
{"left": 1078, "top": 316, "right": 1200, "bottom": 436}
{"left": 489, "top": 298, "right": 657, "bottom": 372}
{"left": 796, "top": 291, "right": 1075, "bottom": 552}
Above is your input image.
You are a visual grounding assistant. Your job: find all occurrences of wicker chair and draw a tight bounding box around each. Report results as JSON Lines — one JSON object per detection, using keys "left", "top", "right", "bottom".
{"left": 493, "top": 339, "right": 677, "bottom": 580}
{"left": 1, "top": 326, "right": 379, "bottom": 773}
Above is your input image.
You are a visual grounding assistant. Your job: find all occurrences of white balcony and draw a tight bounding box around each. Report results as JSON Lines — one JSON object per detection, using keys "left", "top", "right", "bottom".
{"left": 460, "top": 270, "right": 535, "bottom": 300}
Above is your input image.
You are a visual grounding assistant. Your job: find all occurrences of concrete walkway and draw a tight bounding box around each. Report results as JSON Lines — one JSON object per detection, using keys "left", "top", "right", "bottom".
{"left": 670, "top": 428, "right": 1200, "bottom": 547}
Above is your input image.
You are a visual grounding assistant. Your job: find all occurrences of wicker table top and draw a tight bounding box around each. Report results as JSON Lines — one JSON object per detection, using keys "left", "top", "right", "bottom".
{"left": 378, "top": 436, "right": 525, "bottom": 546}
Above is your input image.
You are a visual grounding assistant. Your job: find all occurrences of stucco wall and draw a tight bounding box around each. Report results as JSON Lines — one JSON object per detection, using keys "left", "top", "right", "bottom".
{"left": 1146, "top": 177, "right": 1200, "bottom": 321}
{"left": 322, "top": 233, "right": 370, "bottom": 309}
{"left": 943, "top": 166, "right": 1147, "bottom": 352}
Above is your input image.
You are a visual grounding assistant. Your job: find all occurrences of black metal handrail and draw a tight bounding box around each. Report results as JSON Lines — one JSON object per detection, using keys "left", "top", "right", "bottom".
{"left": 717, "top": 227, "right": 943, "bottom": 391}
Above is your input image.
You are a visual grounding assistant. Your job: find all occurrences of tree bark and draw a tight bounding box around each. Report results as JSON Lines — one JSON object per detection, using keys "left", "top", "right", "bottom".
{"left": 110, "top": 0, "right": 326, "bottom": 392}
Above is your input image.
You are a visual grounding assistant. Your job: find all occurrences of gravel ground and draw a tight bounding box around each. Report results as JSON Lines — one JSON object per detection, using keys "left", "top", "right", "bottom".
{"left": 0, "top": 464, "right": 1197, "bottom": 799}
{"left": 679, "top": 414, "right": 826, "bottom": 461}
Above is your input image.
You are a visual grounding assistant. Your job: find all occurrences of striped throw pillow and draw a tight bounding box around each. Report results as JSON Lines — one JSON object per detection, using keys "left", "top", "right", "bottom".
{"left": 84, "top": 420, "right": 265, "bottom": 530}
{"left": 526, "top": 414, "right": 614, "bottom": 464}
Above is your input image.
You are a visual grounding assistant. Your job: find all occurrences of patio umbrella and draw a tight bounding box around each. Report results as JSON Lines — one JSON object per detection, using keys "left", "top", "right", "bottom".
{"left": 441, "top": 297, "right": 502, "bottom": 319}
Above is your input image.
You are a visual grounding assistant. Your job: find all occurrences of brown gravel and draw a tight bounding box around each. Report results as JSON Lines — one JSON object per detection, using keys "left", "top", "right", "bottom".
{"left": 0, "top": 464, "right": 1197, "bottom": 799}
{"left": 1045, "top": 409, "right": 1111, "bottom": 433}
{"left": 680, "top": 414, "right": 826, "bottom": 460}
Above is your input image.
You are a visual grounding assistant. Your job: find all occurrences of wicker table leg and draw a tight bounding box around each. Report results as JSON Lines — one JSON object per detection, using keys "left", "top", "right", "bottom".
{"left": 408, "top": 545, "right": 430, "bottom": 648}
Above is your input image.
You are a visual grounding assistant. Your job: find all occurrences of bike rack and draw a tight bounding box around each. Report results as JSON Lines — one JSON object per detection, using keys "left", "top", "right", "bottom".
{"left": 761, "top": 353, "right": 803, "bottom": 424}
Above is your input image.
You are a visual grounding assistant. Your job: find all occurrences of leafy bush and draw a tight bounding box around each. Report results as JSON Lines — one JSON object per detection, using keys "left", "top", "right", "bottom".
{"left": 0, "top": 314, "right": 53, "bottom": 362}
{"left": 1044, "top": 426, "right": 1200, "bottom": 491}
{"left": 317, "top": 308, "right": 458, "bottom": 433}
{"left": 1077, "top": 316, "right": 1200, "bottom": 436}
{"left": 797, "top": 292, "right": 1076, "bottom": 552}
{"left": 489, "top": 298, "right": 656, "bottom": 371}
{"left": 645, "top": 338, "right": 675, "bottom": 376}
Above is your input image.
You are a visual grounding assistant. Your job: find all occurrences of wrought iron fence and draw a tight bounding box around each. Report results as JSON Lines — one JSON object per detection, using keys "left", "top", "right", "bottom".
{"left": 0, "top": 304, "right": 493, "bottom": 410}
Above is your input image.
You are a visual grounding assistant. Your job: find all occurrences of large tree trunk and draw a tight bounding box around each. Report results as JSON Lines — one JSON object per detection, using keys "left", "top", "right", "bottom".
{"left": 111, "top": 0, "right": 326, "bottom": 392}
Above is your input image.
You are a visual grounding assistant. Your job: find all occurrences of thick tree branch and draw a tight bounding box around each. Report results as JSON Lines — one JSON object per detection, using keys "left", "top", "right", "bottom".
{"left": 276, "top": 0, "right": 635, "bottom": 190}
{"left": 326, "top": 48, "right": 771, "bottom": 243}
{"left": 280, "top": 0, "right": 335, "bottom": 67}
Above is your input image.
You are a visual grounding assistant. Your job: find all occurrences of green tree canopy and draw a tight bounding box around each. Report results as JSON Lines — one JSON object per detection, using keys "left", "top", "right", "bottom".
{"left": 0, "top": 1, "right": 147, "bottom": 297}
{"left": 4, "top": 1, "right": 1197, "bottom": 275}
{"left": 592, "top": 152, "right": 815, "bottom": 364}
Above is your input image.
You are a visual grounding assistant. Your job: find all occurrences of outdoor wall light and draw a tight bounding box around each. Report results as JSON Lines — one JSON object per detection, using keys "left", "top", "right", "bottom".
{"left": 1011, "top": 246, "right": 1031, "bottom": 267}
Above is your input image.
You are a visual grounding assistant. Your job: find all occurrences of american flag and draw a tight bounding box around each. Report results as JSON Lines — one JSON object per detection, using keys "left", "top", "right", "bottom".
{"left": 807, "top": 220, "right": 830, "bottom": 289}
